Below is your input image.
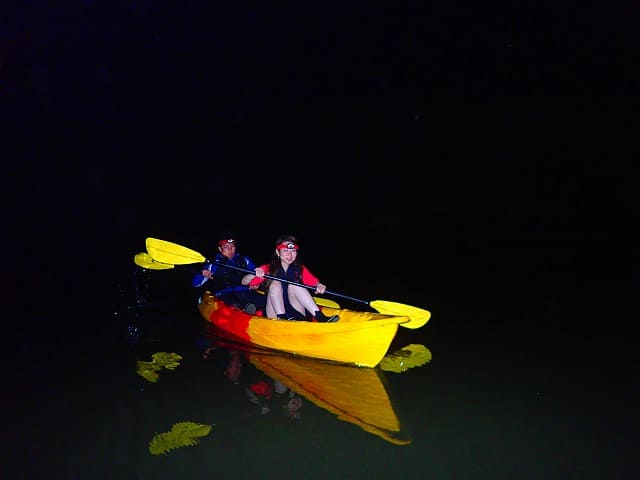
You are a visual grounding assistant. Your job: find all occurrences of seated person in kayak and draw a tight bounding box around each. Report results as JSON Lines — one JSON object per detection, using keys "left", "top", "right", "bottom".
{"left": 242, "top": 235, "right": 339, "bottom": 323}
{"left": 192, "top": 234, "right": 266, "bottom": 314}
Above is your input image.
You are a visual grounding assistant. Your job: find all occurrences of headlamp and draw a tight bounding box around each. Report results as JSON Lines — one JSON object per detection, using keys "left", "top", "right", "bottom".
{"left": 277, "top": 241, "right": 299, "bottom": 251}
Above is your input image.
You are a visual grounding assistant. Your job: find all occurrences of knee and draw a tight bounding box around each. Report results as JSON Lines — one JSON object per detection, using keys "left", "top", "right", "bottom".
{"left": 268, "top": 282, "right": 282, "bottom": 296}
{"left": 290, "top": 285, "right": 309, "bottom": 299}
{"left": 289, "top": 285, "right": 306, "bottom": 296}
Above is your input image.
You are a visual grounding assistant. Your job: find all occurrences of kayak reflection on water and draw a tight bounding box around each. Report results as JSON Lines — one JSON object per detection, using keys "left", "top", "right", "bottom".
{"left": 201, "top": 332, "right": 430, "bottom": 445}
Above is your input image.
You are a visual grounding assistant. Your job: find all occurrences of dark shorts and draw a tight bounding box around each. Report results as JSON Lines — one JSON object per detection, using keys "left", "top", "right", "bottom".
{"left": 282, "top": 285, "right": 308, "bottom": 320}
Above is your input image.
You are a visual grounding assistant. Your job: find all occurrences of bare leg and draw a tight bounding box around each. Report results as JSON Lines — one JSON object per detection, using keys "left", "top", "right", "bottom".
{"left": 266, "top": 281, "right": 286, "bottom": 318}
{"left": 288, "top": 285, "right": 319, "bottom": 316}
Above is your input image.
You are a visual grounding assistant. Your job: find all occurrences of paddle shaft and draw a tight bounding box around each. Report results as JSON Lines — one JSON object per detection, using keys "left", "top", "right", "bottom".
{"left": 134, "top": 253, "right": 341, "bottom": 309}
{"left": 144, "top": 237, "right": 430, "bottom": 328}
{"left": 213, "top": 261, "right": 370, "bottom": 306}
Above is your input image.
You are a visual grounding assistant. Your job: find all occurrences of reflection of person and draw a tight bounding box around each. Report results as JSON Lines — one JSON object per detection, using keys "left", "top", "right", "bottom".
{"left": 203, "top": 345, "right": 304, "bottom": 419}
{"left": 224, "top": 351, "right": 243, "bottom": 384}
{"left": 201, "top": 343, "right": 244, "bottom": 383}
{"left": 245, "top": 379, "right": 303, "bottom": 419}
{"left": 192, "top": 234, "right": 266, "bottom": 314}
{"left": 276, "top": 381, "right": 303, "bottom": 420}
{"left": 242, "top": 235, "right": 339, "bottom": 322}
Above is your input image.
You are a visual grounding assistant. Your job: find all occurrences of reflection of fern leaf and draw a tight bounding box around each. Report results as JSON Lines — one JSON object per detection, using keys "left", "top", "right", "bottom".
{"left": 152, "top": 352, "right": 183, "bottom": 370}
{"left": 380, "top": 344, "right": 432, "bottom": 373}
{"left": 136, "top": 361, "right": 160, "bottom": 383}
{"left": 148, "top": 422, "right": 213, "bottom": 455}
{"left": 139, "top": 369, "right": 160, "bottom": 383}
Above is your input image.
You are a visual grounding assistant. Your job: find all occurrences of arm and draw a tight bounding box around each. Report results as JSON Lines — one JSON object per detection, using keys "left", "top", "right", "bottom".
{"left": 301, "top": 266, "right": 328, "bottom": 294}
{"left": 240, "top": 256, "right": 258, "bottom": 286}
{"left": 301, "top": 266, "right": 319, "bottom": 286}
{"left": 244, "top": 256, "right": 258, "bottom": 271}
{"left": 242, "top": 264, "right": 267, "bottom": 287}
{"left": 192, "top": 262, "right": 213, "bottom": 287}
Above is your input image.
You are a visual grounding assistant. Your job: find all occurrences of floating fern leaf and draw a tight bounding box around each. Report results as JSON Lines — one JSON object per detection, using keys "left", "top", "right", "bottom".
{"left": 136, "top": 361, "right": 160, "bottom": 383}
{"left": 148, "top": 422, "right": 213, "bottom": 455}
{"left": 380, "top": 344, "right": 432, "bottom": 373}
{"left": 136, "top": 352, "right": 183, "bottom": 383}
{"left": 152, "top": 352, "right": 183, "bottom": 370}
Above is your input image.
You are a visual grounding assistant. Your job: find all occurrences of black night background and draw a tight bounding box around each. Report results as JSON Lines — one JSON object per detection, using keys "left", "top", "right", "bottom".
{"left": 2, "top": 3, "right": 636, "bottom": 479}
{"left": 5, "top": 3, "right": 633, "bottom": 304}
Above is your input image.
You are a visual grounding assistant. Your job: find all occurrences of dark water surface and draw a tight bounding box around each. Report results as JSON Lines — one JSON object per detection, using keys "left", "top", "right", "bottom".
{"left": 7, "top": 245, "right": 635, "bottom": 480}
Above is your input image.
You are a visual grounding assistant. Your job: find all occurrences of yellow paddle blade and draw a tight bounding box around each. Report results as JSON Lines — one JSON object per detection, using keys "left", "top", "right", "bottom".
{"left": 315, "top": 297, "right": 341, "bottom": 309}
{"left": 146, "top": 237, "right": 206, "bottom": 265}
{"left": 134, "top": 252, "right": 175, "bottom": 270}
{"left": 369, "top": 300, "right": 431, "bottom": 329}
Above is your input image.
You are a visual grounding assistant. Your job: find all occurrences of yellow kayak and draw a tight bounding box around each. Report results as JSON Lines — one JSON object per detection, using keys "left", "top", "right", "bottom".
{"left": 198, "top": 291, "right": 410, "bottom": 367}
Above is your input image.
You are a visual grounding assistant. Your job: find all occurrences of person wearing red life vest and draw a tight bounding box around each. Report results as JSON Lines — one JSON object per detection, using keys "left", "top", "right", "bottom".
{"left": 243, "top": 235, "right": 339, "bottom": 322}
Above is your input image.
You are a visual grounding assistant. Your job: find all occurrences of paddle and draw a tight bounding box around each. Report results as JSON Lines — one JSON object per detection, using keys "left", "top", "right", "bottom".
{"left": 145, "top": 237, "right": 431, "bottom": 329}
{"left": 134, "top": 252, "right": 175, "bottom": 270}
{"left": 133, "top": 252, "right": 342, "bottom": 309}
